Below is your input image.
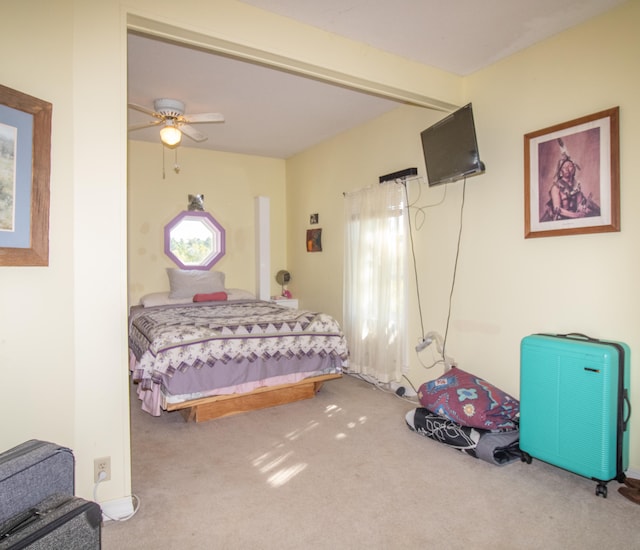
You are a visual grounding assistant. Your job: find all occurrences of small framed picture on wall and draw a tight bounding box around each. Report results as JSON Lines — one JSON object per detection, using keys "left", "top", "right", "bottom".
{"left": 306, "top": 228, "right": 322, "bottom": 252}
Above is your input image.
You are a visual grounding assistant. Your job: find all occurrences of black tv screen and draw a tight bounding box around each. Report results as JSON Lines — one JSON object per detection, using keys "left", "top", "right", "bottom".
{"left": 420, "top": 103, "right": 485, "bottom": 187}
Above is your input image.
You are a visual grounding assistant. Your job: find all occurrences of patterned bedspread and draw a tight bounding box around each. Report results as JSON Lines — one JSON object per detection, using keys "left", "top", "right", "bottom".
{"left": 129, "top": 300, "right": 349, "bottom": 390}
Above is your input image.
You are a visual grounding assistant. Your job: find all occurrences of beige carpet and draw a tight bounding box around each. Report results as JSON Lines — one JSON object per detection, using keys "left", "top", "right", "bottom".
{"left": 102, "top": 375, "right": 638, "bottom": 549}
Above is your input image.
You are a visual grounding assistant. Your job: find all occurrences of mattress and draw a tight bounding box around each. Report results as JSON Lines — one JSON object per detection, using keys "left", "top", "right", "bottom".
{"left": 128, "top": 300, "right": 349, "bottom": 415}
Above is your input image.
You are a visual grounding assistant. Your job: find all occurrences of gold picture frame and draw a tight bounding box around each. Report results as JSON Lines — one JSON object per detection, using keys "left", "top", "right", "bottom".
{"left": 0, "top": 84, "right": 52, "bottom": 265}
{"left": 524, "top": 107, "right": 619, "bottom": 239}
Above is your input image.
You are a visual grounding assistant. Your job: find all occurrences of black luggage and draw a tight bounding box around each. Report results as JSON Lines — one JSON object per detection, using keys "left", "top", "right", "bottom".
{"left": 0, "top": 493, "right": 101, "bottom": 549}
{"left": 0, "top": 440, "right": 74, "bottom": 525}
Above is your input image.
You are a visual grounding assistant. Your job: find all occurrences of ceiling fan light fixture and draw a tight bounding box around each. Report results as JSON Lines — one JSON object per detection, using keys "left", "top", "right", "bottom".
{"left": 160, "top": 122, "right": 182, "bottom": 147}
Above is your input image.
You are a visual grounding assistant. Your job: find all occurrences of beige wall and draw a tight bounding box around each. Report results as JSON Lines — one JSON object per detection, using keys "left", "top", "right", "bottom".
{"left": 2, "top": 0, "right": 637, "bottom": 511}
{"left": 2, "top": 0, "right": 463, "bottom": 506}
{"left": 127, "top": 141, "right": 287, "bottom": 305}
{"left": 1, "top": 0, "right": 77, "bottom": 454}
{"left": 286, "top": 105, "right": 444, "bottom": 320}
{"left": 2, "top": 0, "right": 132, "bottom": 504}
{"left": 287, "top": 1, "right": 640, "bottom": 469}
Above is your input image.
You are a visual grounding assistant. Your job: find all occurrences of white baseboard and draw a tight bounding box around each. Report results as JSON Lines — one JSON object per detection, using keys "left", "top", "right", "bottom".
{"left": 100, "top": 495, "right": 136, "bottom": 522}
{"left": 626, "top": 468, "right": 640, "bottom": 479}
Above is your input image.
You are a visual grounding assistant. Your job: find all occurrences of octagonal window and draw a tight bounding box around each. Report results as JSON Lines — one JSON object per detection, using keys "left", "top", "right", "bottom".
{"left": 164, "top": 211, "right": 225, "bottom": 270}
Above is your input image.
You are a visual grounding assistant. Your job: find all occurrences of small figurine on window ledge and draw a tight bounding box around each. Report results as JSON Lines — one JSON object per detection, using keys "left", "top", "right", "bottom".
{"left": 188, "top": 194, "right": 205, "bottom": 211}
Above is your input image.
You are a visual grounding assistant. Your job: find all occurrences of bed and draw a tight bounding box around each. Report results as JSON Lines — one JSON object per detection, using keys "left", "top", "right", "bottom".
{"left": 128, "top": 286, "right": 348, "bottom": 422}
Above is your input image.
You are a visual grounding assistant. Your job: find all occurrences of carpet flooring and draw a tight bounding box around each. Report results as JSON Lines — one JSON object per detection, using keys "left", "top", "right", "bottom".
{"left": 102, "top": 375, "right": 638, "bottom": 549}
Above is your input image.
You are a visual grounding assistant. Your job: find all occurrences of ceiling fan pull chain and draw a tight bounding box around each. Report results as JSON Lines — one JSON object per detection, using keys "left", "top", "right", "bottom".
{"left": 162, "top": 143, "right": 166, "bottom": 180}
{"left": 174, "top": 148, "right": 180, "bottom": 174}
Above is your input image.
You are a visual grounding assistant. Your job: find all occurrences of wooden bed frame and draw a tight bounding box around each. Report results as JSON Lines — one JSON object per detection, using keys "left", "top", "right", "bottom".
{"left": 165, "top": 372, "right": 342, "bottom": 422}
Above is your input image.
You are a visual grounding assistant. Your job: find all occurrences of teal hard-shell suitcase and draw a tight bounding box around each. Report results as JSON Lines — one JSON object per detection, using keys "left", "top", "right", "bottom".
{"left": 519, "top": 333, "right": 631, "bottom": 497}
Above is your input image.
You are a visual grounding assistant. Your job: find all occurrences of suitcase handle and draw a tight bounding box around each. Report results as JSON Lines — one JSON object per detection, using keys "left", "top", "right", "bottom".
{"left": 623, "top": 389, "right": 631, "bottom": 431}
{"left": 0, "top": 508, "right": 40, "bottom": 539}
{"left": 558, "top": 332, "right": 599, "bottom": 342}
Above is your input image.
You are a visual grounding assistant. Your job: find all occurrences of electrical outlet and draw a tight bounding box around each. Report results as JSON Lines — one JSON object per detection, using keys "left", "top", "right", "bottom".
{"left": 94, "top": 456, "right": 111, "bottom": 483}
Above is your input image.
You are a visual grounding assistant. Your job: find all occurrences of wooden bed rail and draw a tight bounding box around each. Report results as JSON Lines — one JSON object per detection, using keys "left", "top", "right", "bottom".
{"left": 165, "top": 373, "right": 342, "bottom": 422}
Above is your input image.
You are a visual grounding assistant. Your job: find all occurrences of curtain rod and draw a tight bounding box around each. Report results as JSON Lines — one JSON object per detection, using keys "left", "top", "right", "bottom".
{"left": 379, "top": 167, "right": 417, "bottom": 183}
{"left": 343, "top": 174, "right": 424, "bottom": 196}
{"left": 343, "top": 167, "right": 419, "bottom": 195}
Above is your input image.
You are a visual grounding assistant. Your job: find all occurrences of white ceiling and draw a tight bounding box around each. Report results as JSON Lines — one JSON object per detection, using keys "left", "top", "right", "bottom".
{"left": 127, "top": 0, "right": 624, "bottom": 159}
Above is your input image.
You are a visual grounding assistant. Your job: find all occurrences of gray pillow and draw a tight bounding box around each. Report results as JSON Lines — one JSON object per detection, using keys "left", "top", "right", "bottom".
{"left": 166, "top": 268, "right": 226, "bottom": 299}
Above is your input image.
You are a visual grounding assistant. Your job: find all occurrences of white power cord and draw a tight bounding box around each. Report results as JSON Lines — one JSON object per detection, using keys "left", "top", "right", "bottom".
{"left": 415, "top": 330, "right": 456, "bottom": 371}
{"left": 346, "top": 372, "right": 420, "bottom": 404}
{"left": 410, "top": 178, "right": 468, "bottom": 377}
{"left": 93, "top": 472, "right": 141, "bottom": 522}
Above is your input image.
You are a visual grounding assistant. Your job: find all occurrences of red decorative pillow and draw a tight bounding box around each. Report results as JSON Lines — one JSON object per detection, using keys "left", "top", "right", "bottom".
{"left": 417, "top": 367, "right": 519, "bottom": 431}
{"left": 193, "top": 291, "right": 228, "bottom": 302}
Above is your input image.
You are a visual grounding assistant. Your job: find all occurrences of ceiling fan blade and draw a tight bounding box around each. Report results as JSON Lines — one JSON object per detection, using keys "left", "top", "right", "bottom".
{"left": 183, "top": 112, "right": 225, "bottom": 124}
{"left": 128, "top": 120, "right": 163, "bottom": 132}
{"left": 180, "top": 124, "right": 208, "bottom": 142}
{"left": 128, "top": 102, "right": 160, "bottom": 117}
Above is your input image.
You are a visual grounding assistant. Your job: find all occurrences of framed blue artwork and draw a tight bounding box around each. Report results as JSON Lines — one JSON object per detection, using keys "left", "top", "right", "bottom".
{"left": 0, "top": 84, "right": 51, "bottom": 265}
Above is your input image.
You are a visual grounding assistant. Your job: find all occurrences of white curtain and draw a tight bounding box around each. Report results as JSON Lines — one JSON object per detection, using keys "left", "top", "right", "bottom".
{"left": 343, "top": 182, "right": 408, "bottom": 383}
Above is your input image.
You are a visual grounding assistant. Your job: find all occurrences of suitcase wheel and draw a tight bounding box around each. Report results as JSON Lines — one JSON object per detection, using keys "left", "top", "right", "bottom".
{"left": 595, "top": 483, "right": 608, "bottom": 498}
{"left": 520, "top": 452, "right": 532, "bottom": 464}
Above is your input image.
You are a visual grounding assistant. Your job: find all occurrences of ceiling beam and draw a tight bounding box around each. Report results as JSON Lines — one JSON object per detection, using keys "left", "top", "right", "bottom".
{"left": 127, "top": 14, "right": 458, "bottom": 114}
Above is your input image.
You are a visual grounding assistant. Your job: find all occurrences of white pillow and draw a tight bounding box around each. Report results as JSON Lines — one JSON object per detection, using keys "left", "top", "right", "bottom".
{"left": 139, "top": 292, "right": 192, "bottom": 307}
{"left": 226, "top": 288, "right": 256, "bottom": 301}
{"left": 166, "top": 268, "right": 226, "bottom": 299}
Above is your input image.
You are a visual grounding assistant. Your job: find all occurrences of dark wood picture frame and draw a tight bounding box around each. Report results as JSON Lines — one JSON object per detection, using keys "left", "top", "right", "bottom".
{"left": 306, "top": 228, "right": 322, "bottom": 252}
{"left": 0, "top": 84, "right": 52, "bottom": 265}
{"left": 524, "top": 107, "right": 619, "bottom": 239}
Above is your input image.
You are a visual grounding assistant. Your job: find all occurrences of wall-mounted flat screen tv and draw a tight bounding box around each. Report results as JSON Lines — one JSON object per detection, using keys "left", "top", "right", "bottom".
{"left": 420, "top": 103, "right": 486, "bottom": 187}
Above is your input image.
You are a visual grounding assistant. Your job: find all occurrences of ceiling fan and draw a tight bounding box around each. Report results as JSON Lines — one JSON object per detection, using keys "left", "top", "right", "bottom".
{"left": 127, "top": 98, "right": 224, "bottom": 147}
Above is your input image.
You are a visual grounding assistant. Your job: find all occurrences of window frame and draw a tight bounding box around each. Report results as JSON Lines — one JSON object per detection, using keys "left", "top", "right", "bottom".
{"left": 163, "top": 210, "right": 225, "bottom": 270}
